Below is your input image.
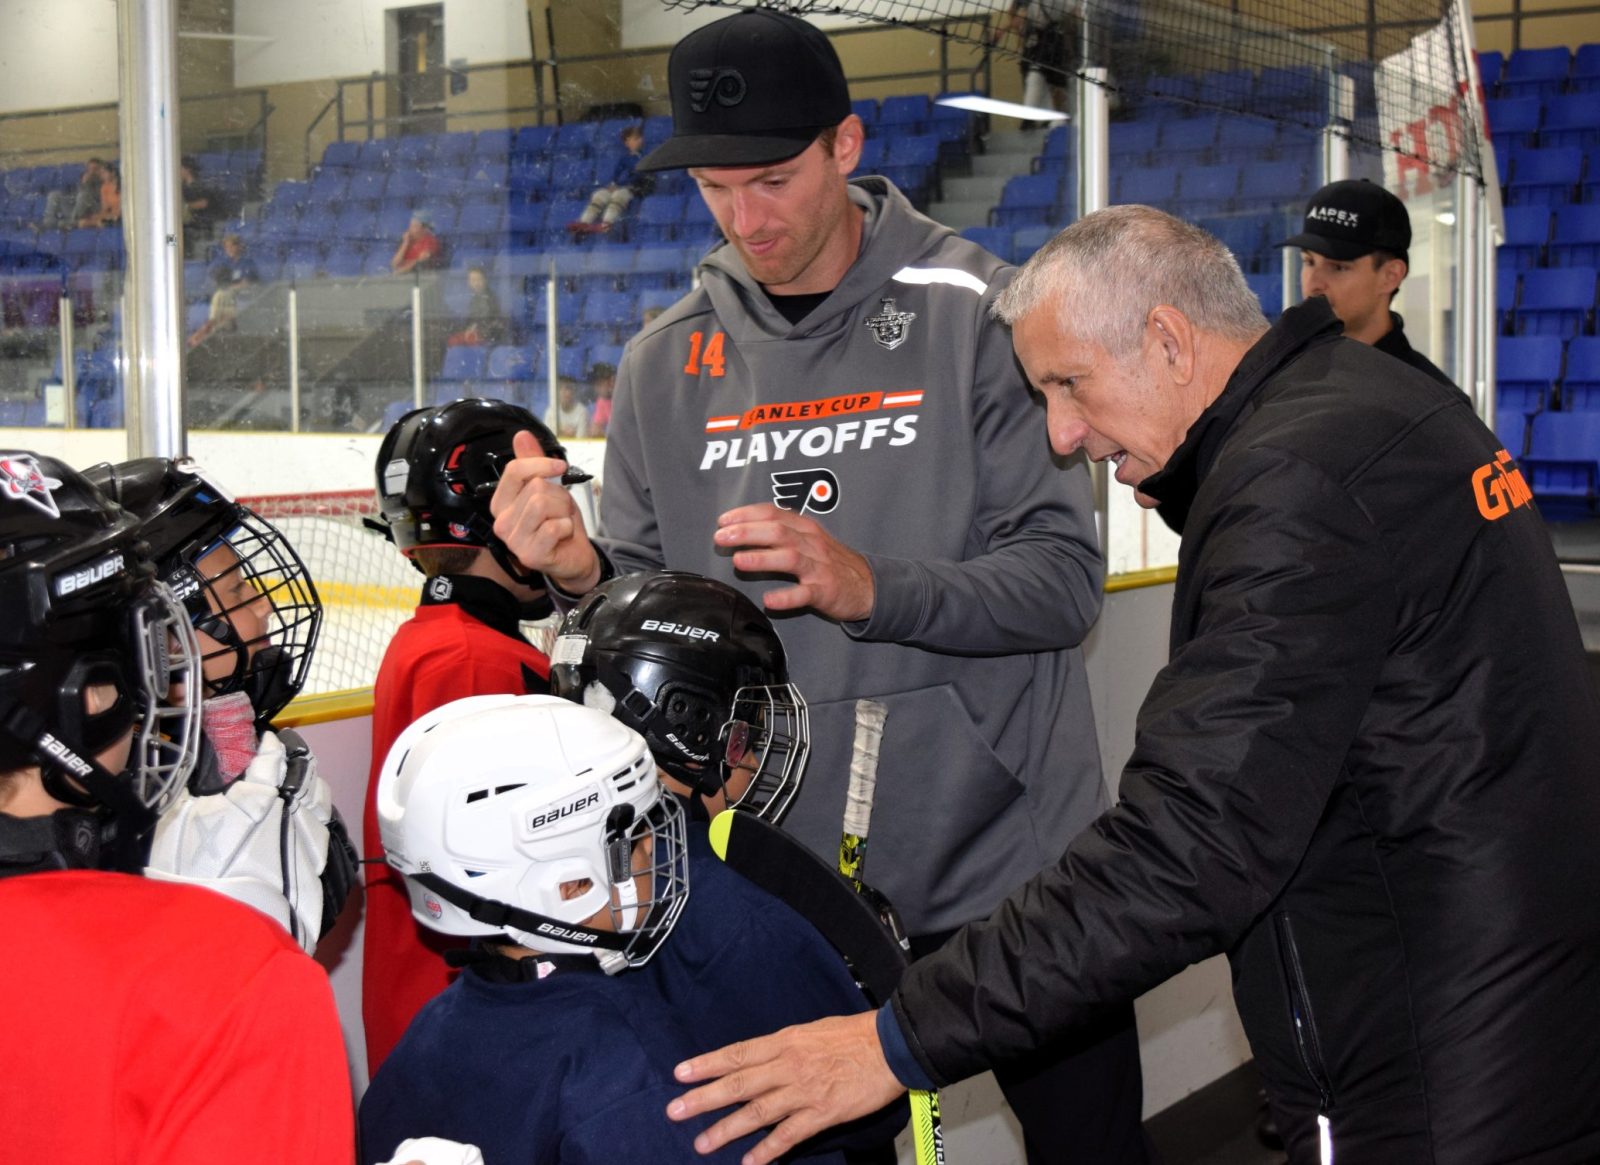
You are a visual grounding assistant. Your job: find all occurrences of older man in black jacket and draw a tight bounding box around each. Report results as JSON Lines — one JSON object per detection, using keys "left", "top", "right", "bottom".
{"left": 667, "top": 205, "right": 1600, "bottom": 1165}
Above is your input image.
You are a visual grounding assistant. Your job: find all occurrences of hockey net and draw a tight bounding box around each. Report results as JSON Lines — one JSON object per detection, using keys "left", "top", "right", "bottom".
{"left": 242, "top": 489, "right": 562, "bottom": 700}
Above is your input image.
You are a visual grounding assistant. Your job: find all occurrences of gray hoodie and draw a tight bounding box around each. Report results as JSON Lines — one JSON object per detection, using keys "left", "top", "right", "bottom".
{"left": 601, "top": 178, "right": 1106, "bottom": 934}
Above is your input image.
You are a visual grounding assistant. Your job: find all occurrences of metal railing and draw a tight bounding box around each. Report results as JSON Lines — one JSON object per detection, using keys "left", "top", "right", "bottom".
{"left": 0, "top": 88, "right": 273, "bottom": 164}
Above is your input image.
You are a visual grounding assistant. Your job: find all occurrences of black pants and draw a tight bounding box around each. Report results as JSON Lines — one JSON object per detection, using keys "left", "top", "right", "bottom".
{"left": 904, "top": 930, "right": 1155, "bottom": 1165}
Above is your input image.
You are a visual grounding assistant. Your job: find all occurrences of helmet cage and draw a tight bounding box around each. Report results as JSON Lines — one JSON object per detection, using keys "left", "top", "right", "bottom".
{"left": 173, "top": 506, "right": 321, "bottom": 721}
{"left": 721, "top": 681, "right": 809, "bottom": 822}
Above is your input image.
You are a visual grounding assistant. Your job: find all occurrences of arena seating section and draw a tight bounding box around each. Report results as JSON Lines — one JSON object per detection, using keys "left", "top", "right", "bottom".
{"left": 2, "top": 47, "right": 1598, "bottom": 512}
{"left": 1478, "top": 44, "right": 1600, "bottom": 511}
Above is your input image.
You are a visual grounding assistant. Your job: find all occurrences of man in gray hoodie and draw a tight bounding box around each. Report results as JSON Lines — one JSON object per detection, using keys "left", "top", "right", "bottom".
{"left": 490, "top": 12, "right": 1137, "bottom": 1159}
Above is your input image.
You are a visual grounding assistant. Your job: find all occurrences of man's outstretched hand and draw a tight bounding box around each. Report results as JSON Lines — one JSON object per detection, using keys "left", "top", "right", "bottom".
{"left": 667, "top": 1011, "right": 905, "bottom": 1163}
{"left": 714, "top": 504, "right": 875, "bottom": 623}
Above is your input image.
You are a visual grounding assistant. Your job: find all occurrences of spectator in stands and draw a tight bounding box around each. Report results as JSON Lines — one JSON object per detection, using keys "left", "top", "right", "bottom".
{"left": 392, "top": 209, "right": 443, "bottom": 275}
{"left": 42, "top": 157, "right": 108, "bottom": 230}
{"left": 554, "top": 377, "right": 592, "bottom": 438}
{"left": 362, "top": 400, "right": 574, "bottom": 1075}
{"left": 1281, "top": 179, "right": 1455, "bottom": 387}
{"left": 181, "top": 156, "right": 223, "bottom": 241}
{"left": 570, "top": 124, "right": 655, "bottom": 234}
{"left": 92, "top": 166, "right": 122, "bottom": 228}
{"left": 587, "top": 362, "right": 616, "bottom": 435}
{"left": 446, "top": 266, "right": 504, "bottom": 348}
{"left": 188, "top": 234, "right": 259, "bottom": 349}
{"left": 1004, "top": 0, "right": 1080, "bottom": 127}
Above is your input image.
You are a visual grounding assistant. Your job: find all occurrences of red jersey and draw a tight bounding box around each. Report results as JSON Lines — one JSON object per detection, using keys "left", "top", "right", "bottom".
{"left": 362, "top": 575, "right": 550, "bottom": 1073}
{"left": 0, "top": 870, "right": 352, "bottom": 1164}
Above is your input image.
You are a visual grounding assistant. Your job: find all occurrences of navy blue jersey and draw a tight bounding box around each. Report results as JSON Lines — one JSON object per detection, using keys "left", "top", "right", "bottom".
{"left": 360, "top": 963, "right": 756, "bottom": 1164}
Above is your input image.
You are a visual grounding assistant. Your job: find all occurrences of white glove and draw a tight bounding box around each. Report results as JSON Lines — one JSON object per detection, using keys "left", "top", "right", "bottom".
{"left": 378, "top": 1138, "right": 486, "bottom": 1165}
{"left": 144, "top": 730, "right": 335, "bottom": 954}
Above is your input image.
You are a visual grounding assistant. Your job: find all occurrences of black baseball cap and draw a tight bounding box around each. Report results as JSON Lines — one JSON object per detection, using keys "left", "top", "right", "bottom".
{"left": 1281, "top": 179, "right": 1411, "bottom": 263}
{"left": 636, "top": 9, "right": 852, "bottom": 173}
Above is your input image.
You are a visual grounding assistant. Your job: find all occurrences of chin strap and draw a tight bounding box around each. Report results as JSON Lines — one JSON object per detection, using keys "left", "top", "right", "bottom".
{"left": 410, "top": 871, "right": 631, "bottom": 956}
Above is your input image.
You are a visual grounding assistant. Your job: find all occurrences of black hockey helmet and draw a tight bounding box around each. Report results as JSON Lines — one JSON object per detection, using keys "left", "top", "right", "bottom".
{"left": 374, "top": 397, "right": 566, "bottom": 589}
{"left": 0, "top": 451, "right": 201, "bottom": 864}
{"left": 549, "top": 570, "right": 809, "bottom": 822}
{"left": 84, "top": 457, "right": 322, "bottom": 725}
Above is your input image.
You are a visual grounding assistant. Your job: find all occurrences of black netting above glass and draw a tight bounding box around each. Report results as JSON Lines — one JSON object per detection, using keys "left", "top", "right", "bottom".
{"left": 660, "top": 0, "right": 1485, "bottom": 181}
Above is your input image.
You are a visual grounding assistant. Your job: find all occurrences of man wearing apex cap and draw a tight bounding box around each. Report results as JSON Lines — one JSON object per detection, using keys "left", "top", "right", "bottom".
{"left": 1282, "top": 178, "right": 1455, "bottom": 387}
{"left": 488, "top": 8, "right": 1142, "bottom": 1162}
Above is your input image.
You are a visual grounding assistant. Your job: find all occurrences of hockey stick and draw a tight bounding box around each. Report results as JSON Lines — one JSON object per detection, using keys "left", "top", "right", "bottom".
{"left": 840, "top": 699, "right": 946, "bottom": 1165}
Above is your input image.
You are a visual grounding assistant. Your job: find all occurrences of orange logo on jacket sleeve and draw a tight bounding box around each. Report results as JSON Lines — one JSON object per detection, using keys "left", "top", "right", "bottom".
{"left": 1471, "top": 449, "right": 1534, "bottom": 521}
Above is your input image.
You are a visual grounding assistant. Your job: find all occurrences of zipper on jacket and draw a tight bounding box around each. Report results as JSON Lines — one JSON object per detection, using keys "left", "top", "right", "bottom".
{"left": 1275, "top": 911, "right": 1336, "bottom": 1160}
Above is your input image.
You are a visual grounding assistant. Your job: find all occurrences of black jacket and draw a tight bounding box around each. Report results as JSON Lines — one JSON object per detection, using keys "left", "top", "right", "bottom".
{"left": 1375, "top": 310, "right": 1456, "bottom": 388}
{"left": 892, "top": 300, "right": 1600, "bottom": 1163}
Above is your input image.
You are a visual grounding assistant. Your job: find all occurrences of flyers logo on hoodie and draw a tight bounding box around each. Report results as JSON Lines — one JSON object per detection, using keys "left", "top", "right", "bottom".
{"left": 1471, "top": 449, "right": 1533, "bottom": 521}
{"left": 701, "top": 390, "right": 923, "bottom": 471}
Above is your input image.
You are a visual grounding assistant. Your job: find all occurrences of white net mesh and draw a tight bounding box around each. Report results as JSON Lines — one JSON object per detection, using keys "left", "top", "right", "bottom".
{"left": 243, "top": 489, "right": 563, "bottom": 699}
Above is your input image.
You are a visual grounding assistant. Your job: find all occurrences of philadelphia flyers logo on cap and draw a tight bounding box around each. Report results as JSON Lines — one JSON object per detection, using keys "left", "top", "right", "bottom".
{"left": 771, "top": 468, "right": 839, "bottom": 515}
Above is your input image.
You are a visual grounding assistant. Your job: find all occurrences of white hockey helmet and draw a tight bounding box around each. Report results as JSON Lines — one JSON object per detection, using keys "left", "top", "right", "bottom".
{"left": 376, "top": 694, "right": 688, "bottom": 972}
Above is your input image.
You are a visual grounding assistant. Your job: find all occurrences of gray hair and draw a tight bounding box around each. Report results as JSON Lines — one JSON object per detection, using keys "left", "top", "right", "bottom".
{"left": 994, "top": 205, "right": 1268, "bottom": 358}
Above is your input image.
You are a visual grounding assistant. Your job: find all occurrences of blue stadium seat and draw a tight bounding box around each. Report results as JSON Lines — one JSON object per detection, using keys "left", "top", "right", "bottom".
{"left": 1157, "top": 116, "right": 1221, "bottom": 157}
{"left": 1499, "top": 205, "right": 1551, "bottom": 269}
{"left": 1484, "top": 97, "right": 1541, "bottom": 149}
{"left": 456, "top": 202, "right": 507, "bottom": 238}
{"left": 992, "top": 174, "right": 1060, "bottom": 228}
{"left": 321, "top": 141, "right": 361, "bottom": 170}
{"left": 1496, "top": 406, "right": 1527, "bottom": 453}
{"left": 550, "top": 156, "right": 597, "bottom": 200}
{"left": 927, "top": 99, "right": 974, "bottom": 143}
{"left": 1572, "top": 43, "right": 1600, "bottom": 93}
{"left": 514, "top": 125, "right": 557, "bottom": 155}
{"left": 347, "top": 171, "right": 387, "bottom": 204}
{"left": 851, "top": 99, "right": 879, "bottom": 126}
{"left": 1237, "top": 159, "right": 1309, "bottom": 209}
{"left": 1516, "top": 267, "right": 1597, "bottom": 338}
{"left": 1477, "top": 50, "right": 1504, "bottom": 94}
{"left": 1198, "top": 70, "right": 1254, "bottom": 108}
{"left": 960, "top": 226, "right": 1014, "bottom": 264}
{"left": 1550, "top": 205, "right": 1600, "bottom": 268}
{"left": 1117, "top": 166, "right": 1179, "bottom": 207}
{"left": 1178, "top": 164, "right": 1239, "bottom": 213}
{"left": 878, "top": 95, "right": 930, "bottom": 134}
{"left": 322, "top": 245, "right": 366, "bottom": 278}
{"left": 1214, "top": 117, "right": 1278, "bottom": 164}
{"left": 1524, "top": 410, "right": 1600, "bottom": 501}
{"left": 630, "top": 194, "right": 687, "bottom": 245}
{"left": 1496, "top": 335, "right": 1563, "bottom": 415}
{"left": 1199, "top": 214, "right": 1267, "bottom": 264}
{"left": 1246, "top": 273, "right": 1282, "bottom": 315}
{"left": 1497, "top": 264, "right": 1522, "bottom": 313}
{"left": 886, "top": 134, "right": 941, "bottom": 168}
{"left": 434, "top": 132, "right": 476, "bottom": 165}
{"left": 475, "top": 128, "right": 514, "bottom": 158}
{"left": 632, "top": 244, "right": 695, "bottom": 288}
{"left": 1540, "top": 96, "right": 1600, "bottom": 150}
{"left": 334, "top": 205, "right": 377, "bottom": 239}
{"left": 1562, "top": 336, "right": 1600, "bottom": 410}
{"left": 1501, "top": 47, "right": 1571, "bottom": 100}
{"left": 855, "top": 139, "right": 888, "bottom": 173}
{"left": 1146, "top": 75, "right": 1199, "bottom": 105}
{"left": 1011, "top": 224, "right": 1054, "bottom": 261}
{"left": 439, "top": 346, "right": 487, "bottom": 383}
{"left": 1255, "top": 67, "right": 1322, "bottom": 115}
{"left": 1110, "top": 121, "right": 1162, "bottom": 159}
{"left": 581, "top": 290, "right": 637, "bottom": 332}
{"left": 1506, "top": 147, "right": 1584, "bottom": 206}
{"left": 486, "top": 344, "right": 533, "bottom": 381}
{"left": 552, "top": 123, "right": 598, "bottom": 157}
